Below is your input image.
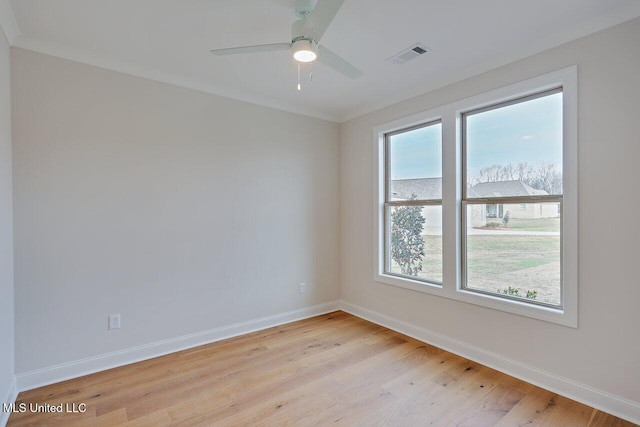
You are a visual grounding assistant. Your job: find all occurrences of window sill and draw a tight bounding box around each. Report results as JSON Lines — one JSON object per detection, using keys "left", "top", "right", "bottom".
{"left": 374, "top": 273, "right": 442, "bottom": 294}
{"left": 374, "top": 274, "right": 576, "bottom": 328}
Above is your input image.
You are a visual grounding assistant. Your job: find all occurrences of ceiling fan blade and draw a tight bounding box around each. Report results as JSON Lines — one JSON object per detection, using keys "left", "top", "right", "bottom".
{"left": 211, "top": 43, "right": 290, "bottom": 56}
{"left": 318, "top": 45, "right": 362, "bottom": 79}
{"left": 301, "top": 0, "right": 345, "bottom": 41}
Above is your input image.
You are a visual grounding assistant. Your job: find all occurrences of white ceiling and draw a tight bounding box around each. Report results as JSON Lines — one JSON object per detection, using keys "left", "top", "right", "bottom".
{"left": 4, "top": 0, "right": 640, "bottom": 122}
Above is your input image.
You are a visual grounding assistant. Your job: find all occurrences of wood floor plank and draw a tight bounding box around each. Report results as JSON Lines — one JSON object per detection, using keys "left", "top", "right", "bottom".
{"left": 380, "top": 351, "right": 468, "bottom": 399}
{"left": 91, "top": 409, "right": 129, "bottom": 427}
{"left": 125, "top": 408, "right": 173, "bottom": 427}
{"left": 530, "top": 394, "right": 594, "bottom": 426}
{"left": 494, "top": 385, "right": 557, "bottom": 426}
{"left": 7, "top": 311, "right": 637, "bottom": 426}
{"left": 363, "top": 361, "right": 499, "bottom": 425}
{"left": 589, "top": 410, "right": 635, "bottom": 427}
{"left": 452, "top": 383, "right": 525, "bottom": 426}
{"left": 98, "top": 314, "right": 374, "bottom": 420}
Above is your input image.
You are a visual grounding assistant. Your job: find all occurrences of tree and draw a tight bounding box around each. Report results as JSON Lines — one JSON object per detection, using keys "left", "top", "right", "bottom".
{"left": 530, "top": 162, "right": 562, "bottom": 194}
{"left": 471, "top": 162, "right": 562, "bottom": 194}
{"left": 390, "top": 195, "right": 425, "bottom": 276}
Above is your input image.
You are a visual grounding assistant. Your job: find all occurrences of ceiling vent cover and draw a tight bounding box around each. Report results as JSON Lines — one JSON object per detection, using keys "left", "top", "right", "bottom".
{"left": 387, "top": 43, "right": 430, "bottom": 65}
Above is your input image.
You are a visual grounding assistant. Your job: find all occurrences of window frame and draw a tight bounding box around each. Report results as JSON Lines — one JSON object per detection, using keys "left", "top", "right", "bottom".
{"left": 373, "top": 66, "right": 578, "bottom": 327}
{"left": 383, "top": 120, "right": 443, "bottom": 286}
{"left": 461, "top": 88, "right": 565, "bottom": 309}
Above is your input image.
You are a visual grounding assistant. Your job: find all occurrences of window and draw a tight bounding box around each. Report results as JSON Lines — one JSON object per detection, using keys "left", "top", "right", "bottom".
{"left": 462, "top": 89, "right": 563, "bottom": 308}
{"left": 374, "top": 67, "right": 577, "bottom": 326}
{"left": 384, "top": 121, "right": 442, "bottom": 285}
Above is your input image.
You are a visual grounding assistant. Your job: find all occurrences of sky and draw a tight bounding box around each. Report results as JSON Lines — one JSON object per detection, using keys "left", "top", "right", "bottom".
{"left": 389, "top": 92, "right": 563, "bottom": 180}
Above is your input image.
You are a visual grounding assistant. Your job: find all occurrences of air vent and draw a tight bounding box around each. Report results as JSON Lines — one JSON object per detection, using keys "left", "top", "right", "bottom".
{"left": 386, "top": 43, "right": 431, "bottom": 65}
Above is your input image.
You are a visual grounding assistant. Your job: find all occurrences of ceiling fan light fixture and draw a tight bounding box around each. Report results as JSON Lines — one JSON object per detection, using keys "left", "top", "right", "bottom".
{"left": 210, "top": 1, "right": 363, "bottom": 79}
{"left": 292, "top": 39, "right": 317, "bottom": 62}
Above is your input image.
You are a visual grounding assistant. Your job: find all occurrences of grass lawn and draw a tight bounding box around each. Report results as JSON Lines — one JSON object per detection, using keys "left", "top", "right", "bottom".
{"left": 465, "top": 235, "right": 558, "bottom": 275}
{"left": 505, "top": 217, "right": 560, "bottom": 232}
{"left": 390, "top": 233, "right": 560, "bottom": 306}
{"left": 464, "top": 234, "right": 560, "bottom": 305}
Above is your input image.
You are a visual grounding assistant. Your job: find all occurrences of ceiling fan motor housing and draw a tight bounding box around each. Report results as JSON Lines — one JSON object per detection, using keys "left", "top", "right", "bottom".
{"left": 292, "top": 19, "right": 308, "bottom": 39}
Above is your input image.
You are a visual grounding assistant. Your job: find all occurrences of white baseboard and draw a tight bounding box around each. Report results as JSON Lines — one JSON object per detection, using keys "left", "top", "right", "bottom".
{"left": 16, "top": 301, "right": 340, "bottom": 392}
{"left": 1, "top": 376, "right": 17, "bottom": 427}
{"left": 339, "top": 300, "right": 640, "bottom": 425}
{"left": 13, "top": 300, "right": 639, "bottom": 424}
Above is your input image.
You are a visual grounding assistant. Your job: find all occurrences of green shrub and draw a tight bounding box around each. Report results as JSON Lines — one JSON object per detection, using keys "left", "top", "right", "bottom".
{"left": 499, "top": 286, "right": 521, "bottom": 296}
{"left": 525, "top": 290, "right": 538, "bottom": 299}
{"left": 497, "top": 286, "right": 539, "bottom": 300}
{"left": 502, "top": 211, "right": 510, "bottom": 226}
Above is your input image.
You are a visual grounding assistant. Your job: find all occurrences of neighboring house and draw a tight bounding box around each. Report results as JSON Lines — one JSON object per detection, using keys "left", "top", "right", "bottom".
{"left": 390, "top": 177, "right": 443, "bottom": 201}
{"left": 471, "top": 180, "right": 559, "bottom": 220}
{"left": 389, "top": 178, "right": 558, "bottom": 232}
{"left": 389, "top": 178, "right": 443, "bottom": 231}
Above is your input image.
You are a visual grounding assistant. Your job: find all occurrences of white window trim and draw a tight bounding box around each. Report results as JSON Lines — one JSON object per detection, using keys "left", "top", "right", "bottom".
{"left": 373, "top": 66, "right": 578, "bottom": 327}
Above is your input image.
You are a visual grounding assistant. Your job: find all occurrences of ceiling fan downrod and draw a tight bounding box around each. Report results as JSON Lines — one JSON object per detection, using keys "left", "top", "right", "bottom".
{"left": 295, "top": 0, "right": 318, "bottom": 19}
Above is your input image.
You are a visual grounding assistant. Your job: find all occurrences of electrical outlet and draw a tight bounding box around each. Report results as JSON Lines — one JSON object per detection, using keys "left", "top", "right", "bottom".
{"left": 108, "top": 314, "right": 121, "bottom": 330}
{"left": 299, "top": 283, "right": 306, "bottom": 294}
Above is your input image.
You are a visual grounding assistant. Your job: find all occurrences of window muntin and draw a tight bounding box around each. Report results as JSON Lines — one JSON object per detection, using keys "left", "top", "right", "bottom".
{"left": 462, "top": 89, "right": 564, "bottom": 308}
{"left": 384, "top": 121, "right": 442, "bottom": 284}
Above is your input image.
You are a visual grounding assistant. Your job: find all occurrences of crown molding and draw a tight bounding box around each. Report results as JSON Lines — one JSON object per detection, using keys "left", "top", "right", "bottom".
{"left": 11, "top": 35, "right": 340, "bottom": 123}
{"left": 338, "top": 1, "right": 640, "bottom": 122}
{"left": 0, "top": 0, "right": 20, "bottom": 44}
{"left": 4, "top": 2, "right": 640, "bottom": 124}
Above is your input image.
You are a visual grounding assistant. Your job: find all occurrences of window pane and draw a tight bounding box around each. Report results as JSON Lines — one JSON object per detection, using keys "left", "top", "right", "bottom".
{"left": 466, "top": 91, "right": 563, "bottom": 196}
{"left": 387, "top": 205, "right": 442, "bottom": 283}
{"left": 465, "top": 202, "right": 561, "bottom": 306}
{"left": 389, "top": 123, "right": 442, "bottom": 201}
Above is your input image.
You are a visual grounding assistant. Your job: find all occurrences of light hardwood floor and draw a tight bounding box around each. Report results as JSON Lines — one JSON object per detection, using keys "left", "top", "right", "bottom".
{"left": 7, "top": 312, "right": 636, "bottom": 426}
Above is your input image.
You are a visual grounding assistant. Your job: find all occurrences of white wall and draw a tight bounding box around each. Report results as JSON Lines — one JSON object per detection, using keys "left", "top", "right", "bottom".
{"left": 12, "top": 48, "right": 340, "bottom": 374}
{"left": 7, "top": 11, "right": 640, "bottom": 422}
{"left": 0, "top": 24, "right": 15, "bottom": 418}
{"left": 340, "top": 16, "right": 640, "bottom": 408}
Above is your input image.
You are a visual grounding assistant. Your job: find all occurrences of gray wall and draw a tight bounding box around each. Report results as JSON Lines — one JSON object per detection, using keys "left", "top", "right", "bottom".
{"left": 339, "top": 17, "right": 640, "bottom": 403}
{"left": 0, "top": 26, "right": 15, "bottom": 413}
{"left": 11, "top": 48, "right": 340, "bottom": 372}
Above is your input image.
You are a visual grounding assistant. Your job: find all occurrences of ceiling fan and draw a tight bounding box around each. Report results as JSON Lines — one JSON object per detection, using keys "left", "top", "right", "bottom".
{"left": 210, "top": 0, "right": 362, "bottom": 80}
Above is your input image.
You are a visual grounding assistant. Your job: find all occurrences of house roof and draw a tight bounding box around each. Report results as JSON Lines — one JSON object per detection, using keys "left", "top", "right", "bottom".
{"left": 390, "top": 178, "right": 442, "bottom": 200}
{"left": 389, "top": 178, "right": 547, "bottom": 200}
{"left": 470, "top": 180, "right": 548, "bottom": 198}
